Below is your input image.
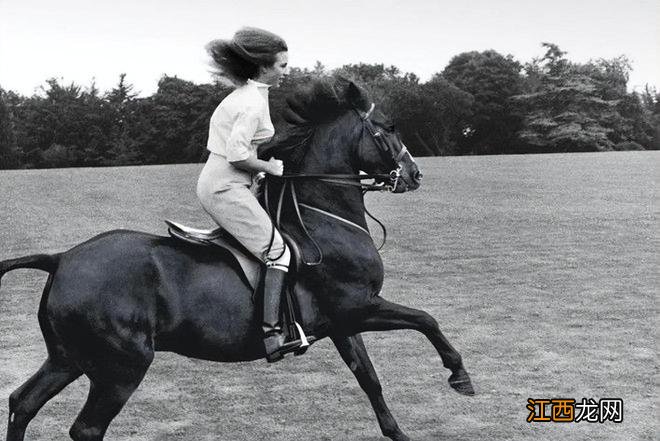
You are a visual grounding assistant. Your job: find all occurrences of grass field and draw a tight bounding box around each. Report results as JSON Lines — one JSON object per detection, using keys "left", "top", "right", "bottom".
{"left": 0, "top": 151, "right": 657, "bottom": 440}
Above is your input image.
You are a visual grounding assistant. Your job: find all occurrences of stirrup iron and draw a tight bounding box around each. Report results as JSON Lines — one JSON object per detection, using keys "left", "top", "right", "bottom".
{"left": 293, "top": 322, "right": 310, "bottom": 356}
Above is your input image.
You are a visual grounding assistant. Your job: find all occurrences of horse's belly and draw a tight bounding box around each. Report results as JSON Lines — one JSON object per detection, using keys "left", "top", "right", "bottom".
{"left": 153, "top": 287, "right": 264, "bottom": 362}
{"left": 154, "top": 330, "right": 265, "bottom": 362}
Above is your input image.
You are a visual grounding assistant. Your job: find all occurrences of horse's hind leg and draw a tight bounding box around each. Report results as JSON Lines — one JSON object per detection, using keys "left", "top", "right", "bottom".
{"left": 352, "top": 297, "right": 474, "bottom": 395}
{"left": 68, "top": 355, "right": 152, "bottom": 441}
{"left": 7, "top": 358, "right": 82, "bottom": 441}
{"left": 332, "top": 334, "right": 410, "bottom": 441}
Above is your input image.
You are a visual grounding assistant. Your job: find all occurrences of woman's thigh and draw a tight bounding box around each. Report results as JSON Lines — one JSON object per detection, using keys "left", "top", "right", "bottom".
{"left": 200, "top": 186, "right": 284, "bottom": 261}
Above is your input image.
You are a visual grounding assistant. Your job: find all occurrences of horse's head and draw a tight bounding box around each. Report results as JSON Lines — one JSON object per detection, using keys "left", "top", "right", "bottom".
{"left": 344, "top": 81, "right": 422, "bottom": 193}
{"left": 265, "top": 77, "right": 422, "bottom": 193}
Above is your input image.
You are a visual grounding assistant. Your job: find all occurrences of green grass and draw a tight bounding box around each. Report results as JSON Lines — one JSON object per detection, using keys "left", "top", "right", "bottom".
{"left": 0, "top": 151, "right": 657, "bottom": 440}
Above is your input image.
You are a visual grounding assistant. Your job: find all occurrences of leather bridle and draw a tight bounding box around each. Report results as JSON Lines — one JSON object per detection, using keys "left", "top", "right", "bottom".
{"left": 358, "top": 103, "right": 408, "bottom": 191}
{"left": 275, "top": 102, "right": 406, "bottom": 192}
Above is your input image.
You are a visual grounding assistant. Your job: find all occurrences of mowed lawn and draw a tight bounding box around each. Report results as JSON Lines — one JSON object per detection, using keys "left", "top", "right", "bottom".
{"left": 0, "top": 151, "right": 656, "bottom": 441}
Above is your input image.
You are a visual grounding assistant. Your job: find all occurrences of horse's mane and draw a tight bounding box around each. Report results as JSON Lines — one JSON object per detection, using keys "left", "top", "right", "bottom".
{"left": 283, "top": 77, "right": 357, "bottom": 125}
{"left": 259, "top": 77, "right": 370, "bottom": 170}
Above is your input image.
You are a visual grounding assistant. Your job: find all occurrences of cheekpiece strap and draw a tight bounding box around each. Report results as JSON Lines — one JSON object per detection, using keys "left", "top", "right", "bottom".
{"left": 362, "top": 103, "right": 375, "bottom": 120}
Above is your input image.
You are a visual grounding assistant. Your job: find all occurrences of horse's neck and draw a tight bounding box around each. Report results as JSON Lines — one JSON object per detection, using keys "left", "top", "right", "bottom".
{"left": 295, "top": 180, "right": 367, "bottom": 231}
{"left": 295, "top": 118, "right": 367, "bottom": 229}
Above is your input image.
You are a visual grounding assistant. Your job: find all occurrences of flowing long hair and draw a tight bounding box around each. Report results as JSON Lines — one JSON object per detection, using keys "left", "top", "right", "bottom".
{"left": 206, "top": 27, "right": 288, "bottom": 86}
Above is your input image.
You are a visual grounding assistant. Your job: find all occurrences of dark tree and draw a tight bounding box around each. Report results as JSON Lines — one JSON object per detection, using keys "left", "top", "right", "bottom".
{"left": 442, "top": 50, "right": 524, "bottom": 154}
{"left": 0, "top": 88, "right": 19, "bottom": 169}
{"left": 103, "top": 74, "right": 143, "bottom": 165}
{"left": 513, "top": 43, "right": 654, "bottom": 152}
{"left": 10, "top": 78, "right": 116, "bottom": 167}
{"left": 136, "top": 76, "right": 230, "bottom": 164}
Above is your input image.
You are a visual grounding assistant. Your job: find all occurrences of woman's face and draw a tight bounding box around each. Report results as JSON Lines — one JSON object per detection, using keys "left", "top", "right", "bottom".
{"left": 259, "top": 51, "right": 289, "bottom": 87}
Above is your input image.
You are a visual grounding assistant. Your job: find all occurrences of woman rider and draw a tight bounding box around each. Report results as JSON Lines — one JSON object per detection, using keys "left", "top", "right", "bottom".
{"left": 197, "top": 27, "right": 298, "bottom": 362}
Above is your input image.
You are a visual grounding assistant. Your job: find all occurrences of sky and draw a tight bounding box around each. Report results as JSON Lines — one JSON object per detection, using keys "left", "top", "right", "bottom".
{"left": 0, "top": 0, "right": 658, "bottom": 97}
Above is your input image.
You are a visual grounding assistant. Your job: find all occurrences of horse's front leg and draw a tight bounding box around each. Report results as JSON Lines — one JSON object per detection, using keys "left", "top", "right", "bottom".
{"left": 350, "top": 296, "right": 474, "bottom": 396}
{"left": 331, "top": 333, "right": 410, "bottom": 441}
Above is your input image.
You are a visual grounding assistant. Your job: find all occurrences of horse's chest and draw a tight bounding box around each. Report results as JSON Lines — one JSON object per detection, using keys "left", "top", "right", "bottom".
{"left": 310, "top": 245, "right": 383, "bottom": 293}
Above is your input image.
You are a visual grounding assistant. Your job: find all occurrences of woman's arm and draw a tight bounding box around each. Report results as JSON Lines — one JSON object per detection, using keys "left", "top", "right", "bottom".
{"left": 231, "top": 155, "right": 283, "bottom": 176}
{"left": 224, "top": 105, "right": 283, "bottom": 175}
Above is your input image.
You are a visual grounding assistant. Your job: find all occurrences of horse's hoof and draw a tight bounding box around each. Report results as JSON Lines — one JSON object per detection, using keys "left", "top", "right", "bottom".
{"left": 448, "top": 369, "right": 475, "bottom": 396}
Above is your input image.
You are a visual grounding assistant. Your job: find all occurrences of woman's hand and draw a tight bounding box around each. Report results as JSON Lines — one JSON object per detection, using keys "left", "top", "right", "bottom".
{"left": 266, "top": 157, "right": 284, "bottom": 176}
{"left": 230, "top": 155, "right": 284, "bottom": 176}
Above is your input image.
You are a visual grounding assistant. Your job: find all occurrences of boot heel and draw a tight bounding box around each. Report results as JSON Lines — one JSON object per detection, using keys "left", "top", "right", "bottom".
{"left": 266, "top": 351, "right": 284, "bottom": 363}
{"left": 294, "top": 346, "right": 309, "bottom": 356}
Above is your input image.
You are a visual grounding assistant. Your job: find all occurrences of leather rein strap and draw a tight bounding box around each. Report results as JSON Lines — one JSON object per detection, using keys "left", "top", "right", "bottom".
{"left": 265, "top": 178, "right": 387, "bottom": 266}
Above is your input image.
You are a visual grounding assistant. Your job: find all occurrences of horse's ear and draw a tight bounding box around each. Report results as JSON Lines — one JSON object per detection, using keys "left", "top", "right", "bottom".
{"left": 346, "top": 81, "right": 370, "bottom": 112}
{"left": 283, "top": 96, "right": 308, "bottom": 125}
{"left": 283, "top": 108, "right": 308, "bottom": 125}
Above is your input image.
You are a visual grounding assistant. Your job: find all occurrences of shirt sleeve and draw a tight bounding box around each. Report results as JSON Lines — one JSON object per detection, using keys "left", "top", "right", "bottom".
{"left": 225, "top": 106, "right": 261, "bottom": 162}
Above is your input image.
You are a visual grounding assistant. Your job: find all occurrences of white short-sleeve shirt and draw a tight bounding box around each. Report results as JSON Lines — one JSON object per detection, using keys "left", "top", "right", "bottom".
{"left": 206, "top": 79, "right": 275, "bottom": 162}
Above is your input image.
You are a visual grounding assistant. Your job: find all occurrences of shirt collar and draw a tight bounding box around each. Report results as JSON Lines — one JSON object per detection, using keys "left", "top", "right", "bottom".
{"left": 247, "top": 78, "right": 271, "bottom": 89}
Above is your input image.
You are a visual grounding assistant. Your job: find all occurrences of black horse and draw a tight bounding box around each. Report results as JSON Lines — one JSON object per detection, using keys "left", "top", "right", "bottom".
{"left": 0, "top": 78, "right": 473, "bottom": 441}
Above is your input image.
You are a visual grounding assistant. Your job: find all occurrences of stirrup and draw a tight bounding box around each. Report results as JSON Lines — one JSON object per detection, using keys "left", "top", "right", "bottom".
{"left": 265, "top": 339, "right": 302, "bottom": 363}
{"left": 264, "top": 329, "right": 306, "bottom": 363}
{"left": 292, "top": 322, "right": 310, "bottom": 356}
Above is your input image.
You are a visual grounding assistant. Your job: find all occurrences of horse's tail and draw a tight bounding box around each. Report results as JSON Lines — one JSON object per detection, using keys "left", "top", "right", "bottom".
{"left": 0, "top": 253, "right": 61, "bottom": 288}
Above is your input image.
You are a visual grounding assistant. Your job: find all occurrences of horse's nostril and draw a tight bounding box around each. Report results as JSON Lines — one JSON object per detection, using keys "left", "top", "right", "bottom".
{"left": 414, "top": 171, "right": 423, "bottom": 182}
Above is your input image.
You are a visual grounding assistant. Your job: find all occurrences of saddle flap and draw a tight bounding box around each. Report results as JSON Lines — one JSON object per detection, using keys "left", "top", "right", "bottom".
{"left": 165, "top": 219, "right": 261, "bottom": 289}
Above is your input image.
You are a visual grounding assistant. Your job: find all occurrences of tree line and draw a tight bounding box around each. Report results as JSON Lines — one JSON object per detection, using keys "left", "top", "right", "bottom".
{"left": 0, "top": 43, "right": 658, "bottom": 169}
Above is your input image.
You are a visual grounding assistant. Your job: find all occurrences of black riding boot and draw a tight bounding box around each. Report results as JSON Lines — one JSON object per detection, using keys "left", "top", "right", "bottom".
{"left": 262, "top": 266, "right": 295, "bottom": 363}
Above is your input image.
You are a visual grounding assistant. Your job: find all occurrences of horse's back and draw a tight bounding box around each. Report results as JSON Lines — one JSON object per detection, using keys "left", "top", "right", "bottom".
{"left": 48, "top": 229, "right": 162, "bottom": 315}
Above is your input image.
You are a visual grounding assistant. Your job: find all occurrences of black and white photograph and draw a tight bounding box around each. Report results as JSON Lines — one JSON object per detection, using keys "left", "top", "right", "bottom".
{"left": 0, "top": 1, "right": 657, "bottom": 440}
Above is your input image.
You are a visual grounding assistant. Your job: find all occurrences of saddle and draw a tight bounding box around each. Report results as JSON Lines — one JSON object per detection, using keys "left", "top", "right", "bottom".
{"left": 164, "top": 219, "right": 314, "bottom": 352}
{"left": 165, "top": 220, "right": 262, "bottom": 288}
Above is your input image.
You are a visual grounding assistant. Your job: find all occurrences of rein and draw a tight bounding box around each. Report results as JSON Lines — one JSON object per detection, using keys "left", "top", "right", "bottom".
{"left": 277, "top": 171, "right": 398, "bottom": 192}
{"left": 263, "top": 103, "right": 403, "bottom": 266}
{"left": 265, "top": 177, "right": 388, "bottom": 266}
